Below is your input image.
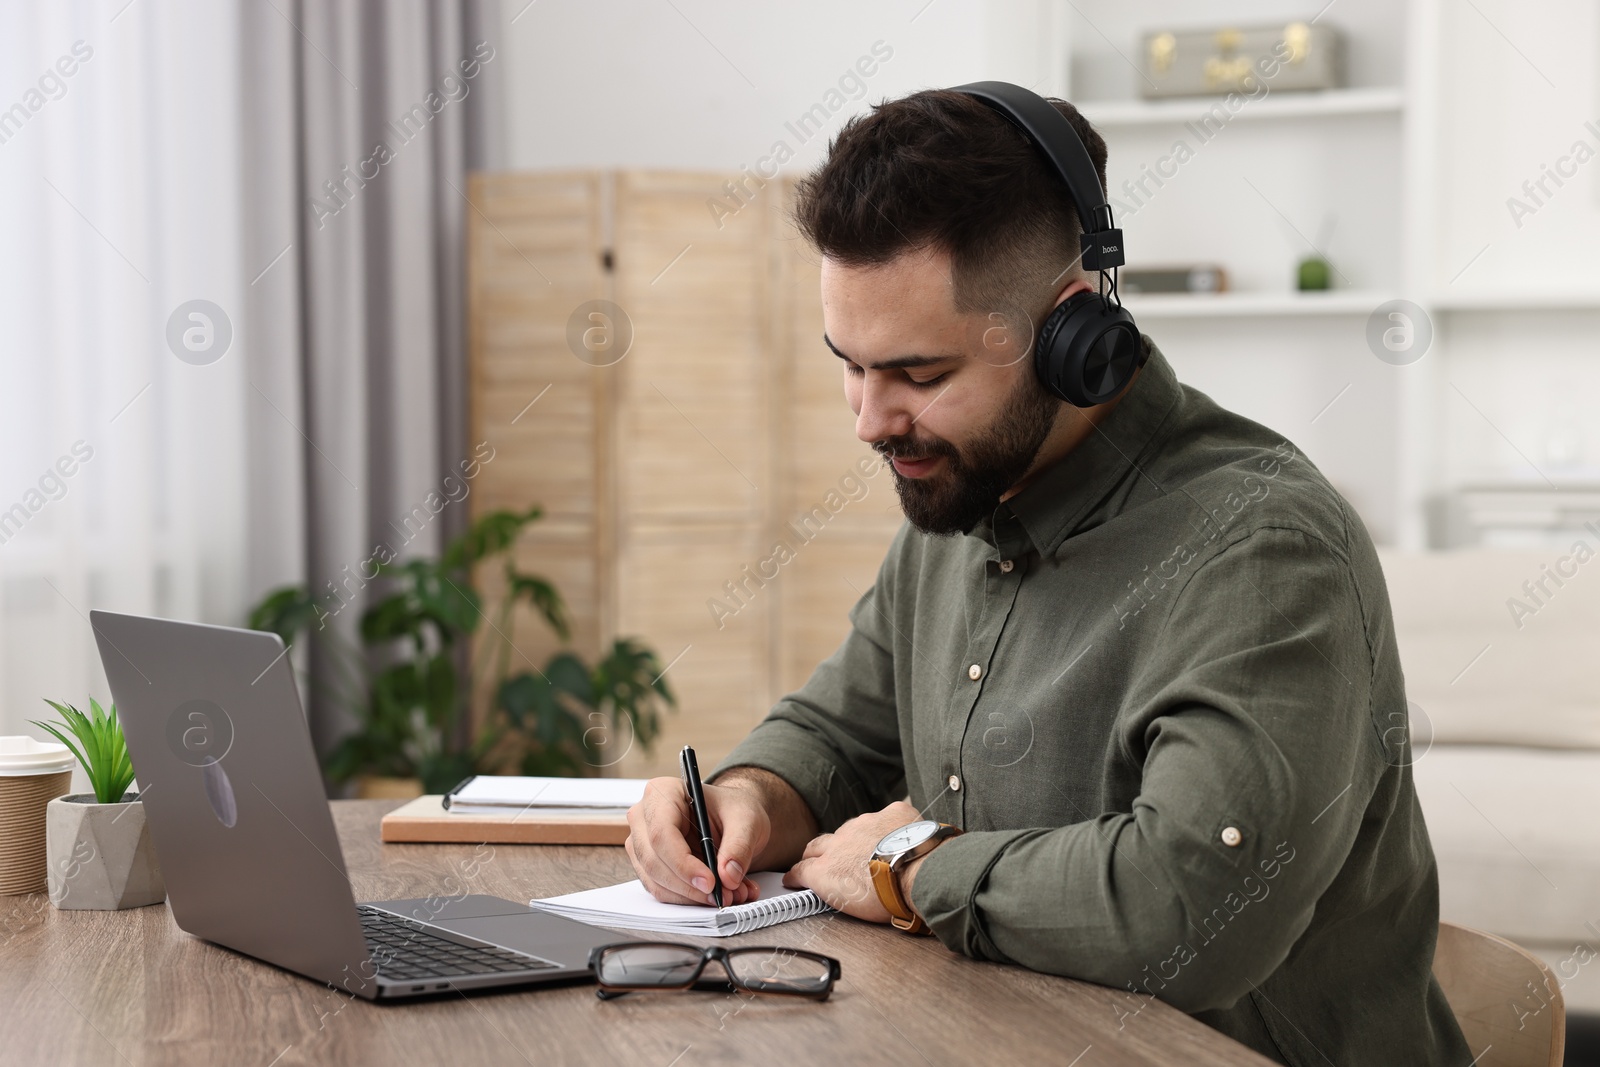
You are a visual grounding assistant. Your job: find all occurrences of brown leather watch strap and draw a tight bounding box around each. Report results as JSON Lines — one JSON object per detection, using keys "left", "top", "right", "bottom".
{"left": 870, "top": 856, "right": 927, "bottom": 934}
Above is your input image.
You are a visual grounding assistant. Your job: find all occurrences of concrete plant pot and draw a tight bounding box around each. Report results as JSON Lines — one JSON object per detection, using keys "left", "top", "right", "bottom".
{"left": 46, "top": 792, "right": 165, "bottom": 910}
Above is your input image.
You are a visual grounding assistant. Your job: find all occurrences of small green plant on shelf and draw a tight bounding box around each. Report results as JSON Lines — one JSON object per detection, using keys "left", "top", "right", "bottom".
{"left": 247, "top": 505, "right": 676, "bottom": 794}
{"left": 29, "top": 698, "right": 136, "bottom": 804}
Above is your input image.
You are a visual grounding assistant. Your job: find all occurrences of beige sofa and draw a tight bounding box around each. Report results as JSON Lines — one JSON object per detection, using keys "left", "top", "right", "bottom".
{"left": 1380, "top": 547, "right": 1600, "bottom": 1011}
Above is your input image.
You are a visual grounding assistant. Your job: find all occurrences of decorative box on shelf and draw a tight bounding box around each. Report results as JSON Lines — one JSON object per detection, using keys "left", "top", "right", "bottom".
{"left": 1140, "top": 22, "right": 1342, "bottom": 99}
{"left": 1120, "top": 265, "right": 1227, "bottom": 295}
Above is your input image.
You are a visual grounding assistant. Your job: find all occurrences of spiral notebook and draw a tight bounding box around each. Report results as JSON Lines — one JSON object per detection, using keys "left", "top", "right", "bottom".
{"left": 528, "top": 871, "right": 831, "bottom": 937}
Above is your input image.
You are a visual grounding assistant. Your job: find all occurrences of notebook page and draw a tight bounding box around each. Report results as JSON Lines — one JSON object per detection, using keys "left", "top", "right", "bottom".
{"left": 529, "top": 871, "right": 830, "bottom": 936}
{"left": 449, "top": 776, "right": 646, "bottom": 809}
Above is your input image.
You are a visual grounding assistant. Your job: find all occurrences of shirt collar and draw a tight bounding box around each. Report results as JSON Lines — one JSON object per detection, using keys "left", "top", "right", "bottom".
{"left": 975, "top": 336, "right": 1182, "bottom": 559}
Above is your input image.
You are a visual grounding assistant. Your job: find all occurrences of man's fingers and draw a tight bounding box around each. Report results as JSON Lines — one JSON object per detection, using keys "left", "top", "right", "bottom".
{"left": 627, "top": 832, "right": 700, "bottom": 906}
{"left": 782, "top": 858, "right": 811, "bottom": 891}
{"left": 648, "top": 816, "right": 718, "bottom": 899}
{"left": 627, "top": 778, "right": 718, "bottom": 904}
{"left": 641, "top": 873, "right": 717, "bottom": 906}
{"left": 721, "top": 876, "right": 761, "bottom": 906}
{"left": 800, "top": 833, "right": 833, "bottom": 861}
{"left": 645, "top": 777, "right": 722, "bottom": 897}
{"left": 712, "top": 794, "right": 764, "bottom": 891}
{"left": 631, "top": 831, "right": 722, "bottom": 906}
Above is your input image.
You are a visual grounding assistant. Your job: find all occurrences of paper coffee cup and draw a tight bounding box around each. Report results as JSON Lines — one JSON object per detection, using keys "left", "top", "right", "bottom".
{"left": 0, "top": 736, "right": 76, "bottom": 895}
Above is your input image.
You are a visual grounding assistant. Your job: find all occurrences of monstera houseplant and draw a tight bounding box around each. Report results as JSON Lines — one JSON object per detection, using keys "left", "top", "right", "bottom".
{"left": 248, "top": 505, "right": 675, "bottom": 795}
{"left": 30, "top": 698, "right": 165, "bottom": 910}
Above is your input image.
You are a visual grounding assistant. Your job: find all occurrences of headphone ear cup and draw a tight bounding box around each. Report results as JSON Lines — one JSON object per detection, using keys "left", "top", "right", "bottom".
{"left": 1033, "top": 291, "right": 1142, "bottom": 406}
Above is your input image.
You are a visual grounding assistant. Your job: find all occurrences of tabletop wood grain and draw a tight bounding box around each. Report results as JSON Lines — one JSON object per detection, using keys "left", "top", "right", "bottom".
{"left": 0, "top": 800, "right": 1276, "bottom": 1066}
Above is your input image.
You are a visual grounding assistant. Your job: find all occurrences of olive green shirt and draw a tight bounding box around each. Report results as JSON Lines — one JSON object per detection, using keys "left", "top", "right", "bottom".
{"left": 715, "top": 339, "right": 1470, "bottom": 1066}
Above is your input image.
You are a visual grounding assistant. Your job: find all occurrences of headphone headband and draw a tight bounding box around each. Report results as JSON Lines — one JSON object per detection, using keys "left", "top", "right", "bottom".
{"left": 946, "top": 81, "right": 1141, "bottom": 408}
{"left": 950, "top": 81, "right": 1124, "bottom": 272}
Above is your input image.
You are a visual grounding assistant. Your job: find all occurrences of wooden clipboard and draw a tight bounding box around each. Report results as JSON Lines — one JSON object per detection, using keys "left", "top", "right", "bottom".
{"left": 379, "top": 794, "right": 630, "bottom": 846}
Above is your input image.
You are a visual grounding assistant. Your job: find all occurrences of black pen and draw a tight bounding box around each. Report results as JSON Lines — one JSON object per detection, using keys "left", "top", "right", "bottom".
{"left": 679, "top": 745, "right": 723, "bottom": 909}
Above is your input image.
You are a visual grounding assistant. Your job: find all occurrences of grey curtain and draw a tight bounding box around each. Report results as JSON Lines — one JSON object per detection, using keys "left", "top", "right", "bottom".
{"left": 238, "top": 0, "right": 503, "bottom": 757}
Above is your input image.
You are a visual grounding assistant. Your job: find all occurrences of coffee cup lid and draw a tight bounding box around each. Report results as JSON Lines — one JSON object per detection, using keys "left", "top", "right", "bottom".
{"left": 0, "top": 736, "right": 76, "bottom": 776}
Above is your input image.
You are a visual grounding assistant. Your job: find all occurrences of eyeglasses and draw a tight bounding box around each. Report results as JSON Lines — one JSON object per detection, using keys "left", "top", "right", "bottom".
{"left": 588, "top": 941, "right": 841, "bottom": 1001}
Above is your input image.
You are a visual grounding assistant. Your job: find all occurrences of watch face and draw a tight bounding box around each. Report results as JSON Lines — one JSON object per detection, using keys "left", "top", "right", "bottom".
{"left": 876, "top": 820, "right": 938, "bottom": 858}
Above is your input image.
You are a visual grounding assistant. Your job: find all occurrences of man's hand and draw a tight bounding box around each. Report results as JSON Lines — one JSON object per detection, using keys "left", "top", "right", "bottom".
{"left": 625, "top": 777, "right": 766, "bottom": 906}
{"left": 782, "top": 800, "right": 922, "bottom": 923}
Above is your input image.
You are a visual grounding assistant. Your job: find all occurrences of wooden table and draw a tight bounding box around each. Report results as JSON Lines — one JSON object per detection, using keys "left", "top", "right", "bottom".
{"left": 0, "top": 801, "right": 1275, "bottom": 1066}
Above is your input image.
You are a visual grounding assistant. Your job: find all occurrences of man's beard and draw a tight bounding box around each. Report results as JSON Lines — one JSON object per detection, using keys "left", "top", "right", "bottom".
{"left": 876, "top": 371, "right": 1061, "bottom": 537}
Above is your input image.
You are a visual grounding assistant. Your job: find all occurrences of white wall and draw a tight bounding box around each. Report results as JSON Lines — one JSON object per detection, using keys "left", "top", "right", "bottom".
{"left": 1430, "top": 0, "right": 1600, "bottom": 294}
{"left": 501, "top": 0, "right": 1068, "bottom": 171}
{"left": 1429, "top": 0, "right": 1600, "bottom": 493}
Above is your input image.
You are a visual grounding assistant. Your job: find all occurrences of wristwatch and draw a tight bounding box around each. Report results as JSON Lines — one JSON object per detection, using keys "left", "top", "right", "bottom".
{"left": 869, "top": 820, "right": 962, "bottom": 934}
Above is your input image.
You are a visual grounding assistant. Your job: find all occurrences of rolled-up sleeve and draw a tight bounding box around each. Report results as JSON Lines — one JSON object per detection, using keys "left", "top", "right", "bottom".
{"left": 908, "top": 525, "right": 1382, "bottom": 1013}
{"left": 711, "top": 527, "right": 908, "bottom": 832}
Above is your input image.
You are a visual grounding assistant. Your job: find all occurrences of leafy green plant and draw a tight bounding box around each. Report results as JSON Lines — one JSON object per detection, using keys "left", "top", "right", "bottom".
{"left": 30, "top": 698, "right": 136, "bottom": 804}
{"left": 248, "top": 505, "right": 676, "bottom": 793}
{"left": 489, "top": 638, "right": 671, "bottom": 777}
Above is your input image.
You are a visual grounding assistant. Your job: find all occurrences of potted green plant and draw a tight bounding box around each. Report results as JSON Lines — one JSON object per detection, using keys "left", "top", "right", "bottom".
{"left": 248, "top": 505, "right": 676, "bottom": 795}
{"left": 30, "top": 698, "right": 165, "bottom": 910}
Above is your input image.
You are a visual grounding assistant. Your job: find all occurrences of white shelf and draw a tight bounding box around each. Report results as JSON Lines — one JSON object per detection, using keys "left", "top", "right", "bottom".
{"left": 1430, "top": 290, "right": 1600, "bottom": 312}
{"left": 1080, "top": 87, "right": 1405, "bottom": 129}
{"left": 1121, "top": 291, "right": 1389, "bottom": 318}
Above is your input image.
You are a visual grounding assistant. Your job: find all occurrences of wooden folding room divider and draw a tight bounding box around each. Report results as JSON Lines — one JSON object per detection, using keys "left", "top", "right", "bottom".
{"left": 466, "top": 170, "right": 902, "bottom": 776}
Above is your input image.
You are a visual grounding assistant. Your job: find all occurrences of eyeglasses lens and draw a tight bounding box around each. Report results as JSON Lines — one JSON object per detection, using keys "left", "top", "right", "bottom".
{"left": 597, "top": 945, "right": 704, "bottom": 987}
{"left": 725, "top": 948, "right": 832, "bottom": 994}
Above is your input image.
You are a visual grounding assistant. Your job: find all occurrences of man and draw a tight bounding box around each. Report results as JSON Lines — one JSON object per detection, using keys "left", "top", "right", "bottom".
{"left": 625, "top": 88, "right": 1470, "bottom": 1065}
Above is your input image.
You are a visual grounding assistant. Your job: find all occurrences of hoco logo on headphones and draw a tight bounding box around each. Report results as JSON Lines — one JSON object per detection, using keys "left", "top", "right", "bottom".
{"left": 952, "top": 81, "right": 1142, "bottom": 408}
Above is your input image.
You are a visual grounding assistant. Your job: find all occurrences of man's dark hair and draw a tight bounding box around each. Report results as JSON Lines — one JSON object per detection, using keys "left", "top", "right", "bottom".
{"left": 794, "top": 88, "right": 1108, "bottom": 325}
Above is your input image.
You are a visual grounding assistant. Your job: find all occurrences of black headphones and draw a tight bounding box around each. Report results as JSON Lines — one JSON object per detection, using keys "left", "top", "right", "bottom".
{"left": 951, "top": 81, "right": 1144, "bottom": 407}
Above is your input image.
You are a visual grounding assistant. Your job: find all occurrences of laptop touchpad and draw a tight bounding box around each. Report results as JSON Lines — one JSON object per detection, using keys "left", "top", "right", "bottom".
{"left": 438, "top": 911, "right": 618, "bottom": 966}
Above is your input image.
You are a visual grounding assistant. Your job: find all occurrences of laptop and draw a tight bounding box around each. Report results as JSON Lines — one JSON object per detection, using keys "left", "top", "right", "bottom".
{"left": 90, "top": 609, "right": 619, "bottom": 1000}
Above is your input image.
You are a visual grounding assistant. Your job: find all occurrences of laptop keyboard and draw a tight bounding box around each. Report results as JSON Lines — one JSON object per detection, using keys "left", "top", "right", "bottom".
{"left": 358, "top": 905, "right": 560, "bottom": 983}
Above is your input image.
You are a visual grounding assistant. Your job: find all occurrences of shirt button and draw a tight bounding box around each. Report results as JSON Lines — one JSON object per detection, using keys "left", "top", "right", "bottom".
{"left": 948, "top": 774, "right": 962, "bottom": 792}
{"left": 968, "top": 664, "right": 983, "bottom": 681}
{"left": 999, "top": 559, "right": 1014, "bottom": 573}
{"left": 1220, "top": 826, "right": 1243, "bottom": 847}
